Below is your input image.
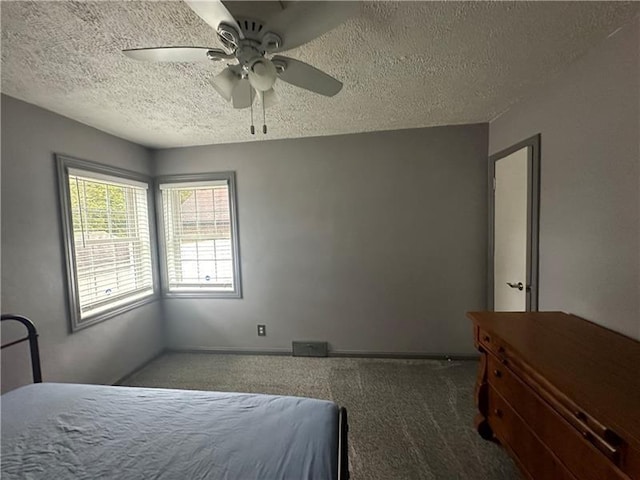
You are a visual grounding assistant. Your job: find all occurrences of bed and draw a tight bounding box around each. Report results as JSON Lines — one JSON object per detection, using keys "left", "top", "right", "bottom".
{"left": 1, "top": 315, "right": 350, "bottom": 480}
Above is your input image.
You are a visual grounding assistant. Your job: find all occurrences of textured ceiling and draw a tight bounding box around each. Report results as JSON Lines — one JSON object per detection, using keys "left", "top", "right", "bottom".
{"left": 1, "top": 1, "right": 639, "bottom": 148}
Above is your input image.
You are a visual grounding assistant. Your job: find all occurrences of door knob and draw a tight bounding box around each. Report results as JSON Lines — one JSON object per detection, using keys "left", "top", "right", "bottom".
{"left": 507, "top": 282, "right": 524, "bottom": 291}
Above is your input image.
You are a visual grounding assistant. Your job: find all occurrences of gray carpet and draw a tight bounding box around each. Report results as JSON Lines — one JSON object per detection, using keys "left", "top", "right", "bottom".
{"left": 123, "top": 353, "right": 519, "bottom": 480}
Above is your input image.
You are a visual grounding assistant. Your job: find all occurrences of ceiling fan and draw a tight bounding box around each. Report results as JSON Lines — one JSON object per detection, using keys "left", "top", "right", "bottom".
{"left": 123, "top": 1, "right": 356, "bottom": 132}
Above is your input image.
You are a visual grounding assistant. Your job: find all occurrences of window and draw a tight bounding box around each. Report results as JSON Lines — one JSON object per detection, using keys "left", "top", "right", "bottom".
{"left": 57, "top": 155, "right": 157, "bottom": 330}
{"left": 157, "top": 172, "right": 242, "bottom": 297}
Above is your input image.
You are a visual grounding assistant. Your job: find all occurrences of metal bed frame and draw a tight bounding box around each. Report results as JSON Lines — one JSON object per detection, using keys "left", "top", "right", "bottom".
{"left": 338, "top": 407, "right": 350, "bottom": 480}
{"left": 1, "top": 314, "right": 42, "bottom": 383}
{"left": 0, "top": 313, "right": 350, "bottom": 479}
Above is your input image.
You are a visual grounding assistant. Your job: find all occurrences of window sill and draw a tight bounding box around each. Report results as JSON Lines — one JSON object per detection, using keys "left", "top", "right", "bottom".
{"left": 162, "top": 290, "right": 243, "bottom": 300}
{"left": 72, "top": 293, "right": 160, "bottom": 332}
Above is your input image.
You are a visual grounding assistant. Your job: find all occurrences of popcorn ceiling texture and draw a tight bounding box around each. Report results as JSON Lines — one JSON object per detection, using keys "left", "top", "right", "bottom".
{"left": 1, "top": 1, "right": 638, "bottom": 148}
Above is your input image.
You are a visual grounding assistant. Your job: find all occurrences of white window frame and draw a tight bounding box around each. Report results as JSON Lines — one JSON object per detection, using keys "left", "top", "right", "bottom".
{"left": 156, "top": 172, "right": 242, "bottom": 299}
{"left": 56, "top": 155, "right": 159, "bottom": 331}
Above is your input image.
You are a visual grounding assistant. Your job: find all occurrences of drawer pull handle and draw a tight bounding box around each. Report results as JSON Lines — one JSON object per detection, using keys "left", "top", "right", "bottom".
{"left": 493, "top": 370, "right": 502, "bottom": 378}
{"left": 493, "top": 409, "right": 503, "bottom": 418}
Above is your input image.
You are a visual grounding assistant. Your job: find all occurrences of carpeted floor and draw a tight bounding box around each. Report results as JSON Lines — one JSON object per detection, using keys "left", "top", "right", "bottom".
{"left": 123, "top": 353, "right": 519, "bottom": 480}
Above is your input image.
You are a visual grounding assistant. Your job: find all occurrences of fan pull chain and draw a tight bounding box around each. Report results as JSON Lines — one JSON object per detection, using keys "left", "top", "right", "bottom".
{"left": 262, "top": 96, "right": 267, "bottom": 134}
{"left": 250, "top": 88, "right": 255, "bottom": 135}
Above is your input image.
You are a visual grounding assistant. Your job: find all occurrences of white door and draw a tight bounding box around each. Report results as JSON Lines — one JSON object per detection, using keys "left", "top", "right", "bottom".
{"left": 493, "top": 147, "right": 528, "bottom": 311}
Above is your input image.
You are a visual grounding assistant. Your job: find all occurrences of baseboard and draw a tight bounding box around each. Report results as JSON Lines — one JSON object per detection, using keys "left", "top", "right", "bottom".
{"left": 329, "top": 351, "right": 479, "bottom": 361}
{"left": 113, "top": 348, "right": 167, "bottom": 385}
{"left": 169, "top": 347, "right": 292, "bottom": 356}
{"left": 168, "top": 347, "right": 479, "bottom": 361}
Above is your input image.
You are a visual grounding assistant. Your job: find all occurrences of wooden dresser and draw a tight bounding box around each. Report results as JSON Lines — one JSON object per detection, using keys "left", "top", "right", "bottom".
{"left": 467, "top": 311, "right": 640, "bottom": 480}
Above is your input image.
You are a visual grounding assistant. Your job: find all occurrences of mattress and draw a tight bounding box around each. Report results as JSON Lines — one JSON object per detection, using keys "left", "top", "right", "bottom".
{"left": 1, "top": 383, "right": 340, "bottom": 480}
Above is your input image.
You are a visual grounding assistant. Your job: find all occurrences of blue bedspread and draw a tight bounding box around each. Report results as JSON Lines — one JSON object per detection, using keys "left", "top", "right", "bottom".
{"left": 1, "top": 383, "right": 339, "bottom": 479}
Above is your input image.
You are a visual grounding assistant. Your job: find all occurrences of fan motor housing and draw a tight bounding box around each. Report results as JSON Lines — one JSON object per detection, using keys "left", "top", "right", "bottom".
{"left": 237, "top": 17, "right": 266, "bottom": 41}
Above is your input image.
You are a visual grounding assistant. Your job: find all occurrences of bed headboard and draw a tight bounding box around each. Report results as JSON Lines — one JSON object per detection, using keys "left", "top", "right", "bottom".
{"left": 1, "top": 314, "right": 42, "bottom": 383}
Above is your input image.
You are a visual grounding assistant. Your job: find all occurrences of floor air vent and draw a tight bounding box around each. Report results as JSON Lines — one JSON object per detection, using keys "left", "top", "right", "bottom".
{"left": 292, "top": 341, "right": 328, "bottom": 357}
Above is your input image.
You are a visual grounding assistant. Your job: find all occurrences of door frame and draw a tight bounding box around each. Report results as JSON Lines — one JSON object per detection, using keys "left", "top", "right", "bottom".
{"left": 488, "top": 134, "right": 541, "bottom": 311}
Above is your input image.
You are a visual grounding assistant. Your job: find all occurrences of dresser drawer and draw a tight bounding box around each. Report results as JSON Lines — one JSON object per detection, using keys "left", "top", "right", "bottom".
{"left": 487, "top": 354, "right": 629, "bottom": 480}
{"left": 487, "top": 386, "right": 576, "bottom": 480}
{"left": 478, "top": 328, "right": 510, "bottom": 359}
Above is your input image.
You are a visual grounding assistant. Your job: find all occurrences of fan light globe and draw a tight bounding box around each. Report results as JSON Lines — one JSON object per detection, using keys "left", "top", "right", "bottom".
{"left": 248, "top": 58, "right": 277, "bottom": 92}
{"left": 210, "top": 67, "right": 240, "bottom": 102}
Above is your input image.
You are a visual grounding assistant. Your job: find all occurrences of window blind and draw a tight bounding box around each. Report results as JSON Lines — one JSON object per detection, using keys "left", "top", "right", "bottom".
{"left": 161, "top": 182, "right": 235, "bottom": 292}
{"left": 68, "top": 172, "right": 154, "bottom": 317}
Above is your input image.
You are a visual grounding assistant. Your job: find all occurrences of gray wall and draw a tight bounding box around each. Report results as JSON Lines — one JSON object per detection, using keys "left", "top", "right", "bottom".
{"left": 153, "top": 124, "right": 488, "bottom": 355}
{"left": 489, "top": 17, "right": 640, "bottom": 339}
{"left": 1, "top": 95, "right": 165, "bottom": 393}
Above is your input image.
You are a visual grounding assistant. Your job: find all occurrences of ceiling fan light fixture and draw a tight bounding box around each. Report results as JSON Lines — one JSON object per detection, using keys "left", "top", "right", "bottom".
{"left": 248, "top": 58, "right": 277, "bottom": 92}
{"left": 124, "top": 0, "right": 350, "bottom": 114}
{"left": 210, "top": 67, "right": 240, "bottom": 101}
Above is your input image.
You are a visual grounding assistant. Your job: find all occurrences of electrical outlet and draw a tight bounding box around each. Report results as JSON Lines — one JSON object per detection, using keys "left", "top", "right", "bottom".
{"left": 257, "top": 324, "right": 266, "bottom": 336}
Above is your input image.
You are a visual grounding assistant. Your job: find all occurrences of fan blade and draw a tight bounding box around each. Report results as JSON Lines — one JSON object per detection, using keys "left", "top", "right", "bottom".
{"left": 263, "top": 1, "right": 358, "bottom": 52}
{"left": 273, "top": 56, "right": 342, "bottom": 97}
{"left": 123, "top": 47, "right": 225, "bottom": 62}
{"left": 185, "top": 0, "right": 244, "bottom": 39}
{"left": 260, "top": 88, "right": 278, "bottom": 109}
{"left": 232, "top": 79, "right": 255, "bottom": 109}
